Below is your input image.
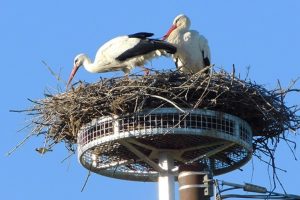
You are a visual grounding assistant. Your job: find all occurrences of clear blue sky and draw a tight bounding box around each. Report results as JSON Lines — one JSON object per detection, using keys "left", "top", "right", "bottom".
{"left": 1, "top": 0, "right": 300, "bottom": 199}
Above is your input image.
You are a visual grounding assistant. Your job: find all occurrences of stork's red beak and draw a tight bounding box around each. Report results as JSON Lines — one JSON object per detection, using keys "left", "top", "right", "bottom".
{"left": 163, "top": 25, "right": 177, "bottom": 40}
{"left": 66, "top": 64, "right": 80, "bottom": 89}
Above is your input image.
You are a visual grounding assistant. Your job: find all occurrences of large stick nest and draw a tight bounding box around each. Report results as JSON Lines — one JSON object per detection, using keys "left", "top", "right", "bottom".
{"left": 21, "top": 69, "right": 300, "bottom": 154}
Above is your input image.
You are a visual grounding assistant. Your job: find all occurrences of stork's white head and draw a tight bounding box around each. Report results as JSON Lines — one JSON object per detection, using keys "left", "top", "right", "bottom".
{"left": 163, "top": 14, "right": 191, "bottom": 40}
{"left": 173, "top": 14, "right": 191, "bottom": 29}
{"left": 67, "top": 53, "right": 87, "bottom": 88}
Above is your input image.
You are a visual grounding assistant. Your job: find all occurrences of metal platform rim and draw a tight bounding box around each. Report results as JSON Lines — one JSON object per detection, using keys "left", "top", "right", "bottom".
{"left": 77, "top": 108, "right": 253, "bottom": 181}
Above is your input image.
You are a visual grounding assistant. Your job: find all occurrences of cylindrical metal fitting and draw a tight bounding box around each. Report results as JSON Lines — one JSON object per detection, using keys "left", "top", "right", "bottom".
{"left": 178, "top": 165, "right": 213, "bottom": 200}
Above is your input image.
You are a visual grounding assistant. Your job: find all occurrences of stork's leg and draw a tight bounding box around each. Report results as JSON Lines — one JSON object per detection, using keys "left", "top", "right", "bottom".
{"left": 175, "top": 58, "right": 185, "bottom": 73}
{"left": 175, "top": 58, "right": 179, "bottom": 69}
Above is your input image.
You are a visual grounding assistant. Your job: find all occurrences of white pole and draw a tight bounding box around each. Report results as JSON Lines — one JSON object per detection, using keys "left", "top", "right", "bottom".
{"left": 158, "top": 152, "right": 175, "bottom": 200}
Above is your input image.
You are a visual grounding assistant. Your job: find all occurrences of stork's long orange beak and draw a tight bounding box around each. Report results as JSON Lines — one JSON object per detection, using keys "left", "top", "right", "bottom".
{"left": 66, "top": 64, "right": 80, "bottom": 89}
{"left": 162, "top": 25, "right": 177, "bottom": 40}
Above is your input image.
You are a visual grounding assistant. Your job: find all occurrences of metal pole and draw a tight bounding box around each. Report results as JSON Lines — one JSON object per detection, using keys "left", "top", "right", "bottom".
{"left": 158, "top": 152, "right": 175, "bottom": 200}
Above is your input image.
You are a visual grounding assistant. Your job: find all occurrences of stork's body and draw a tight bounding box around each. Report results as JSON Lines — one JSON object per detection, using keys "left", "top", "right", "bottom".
{"left": 163, "top": 14, "right": 211, "bottom": 74}
{"left": 67, "top": 32, "right": 176, "bottom": 87}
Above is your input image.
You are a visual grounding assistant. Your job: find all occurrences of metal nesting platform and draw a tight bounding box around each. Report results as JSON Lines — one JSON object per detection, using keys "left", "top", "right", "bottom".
{"left": 77, "top": 108, "right": 253, "bottom": 182}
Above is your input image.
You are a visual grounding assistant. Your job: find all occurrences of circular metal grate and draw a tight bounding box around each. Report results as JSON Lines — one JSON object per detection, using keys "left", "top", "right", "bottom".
{"left": 77, "top": 108, "right": 253, "bottom": 181}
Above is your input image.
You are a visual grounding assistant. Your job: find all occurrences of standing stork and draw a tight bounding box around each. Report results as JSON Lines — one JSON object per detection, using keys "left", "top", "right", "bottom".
{"left": 67, "top": 32, "right": 176, "bottom": 88}
{"left": 163, "top": 14, "right": 211, "bottom": 74}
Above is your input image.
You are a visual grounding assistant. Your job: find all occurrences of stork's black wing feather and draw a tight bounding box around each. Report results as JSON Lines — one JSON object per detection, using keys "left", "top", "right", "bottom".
{"left": 128, "top": 32, "right": 154, "bottom": 39}
{"left": 116, "top": 39, "right": 176, "bottom": 61}
{"left": 202, "top": 50, "right": 210, "bottom": 66}
{"left": 203, "top": 57, "right": 210, "bottom": 66}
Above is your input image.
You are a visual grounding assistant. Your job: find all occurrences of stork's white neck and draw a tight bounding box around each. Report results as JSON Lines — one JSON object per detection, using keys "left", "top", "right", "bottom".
{"left": 81, "top": 55, "right": 99, "bottom": 73}
{"left": 168, "top": 28, "right": 186, "bottom": 42}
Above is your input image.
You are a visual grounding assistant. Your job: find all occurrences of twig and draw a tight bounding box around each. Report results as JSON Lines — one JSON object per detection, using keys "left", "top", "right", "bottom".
{"left": 61, "top": 151, "right": 75, "bottom": 163}
{"left": 6, "top": 132, "right": 35, "bottom": 156}
{"left": 42, "top": 60, "right": 65, "bottom": 84}
{"left": 146, "top": 94, "right": 186, "bottom": 113}
{"left": 81, "top": 167, "right": 92, "bottom": 192}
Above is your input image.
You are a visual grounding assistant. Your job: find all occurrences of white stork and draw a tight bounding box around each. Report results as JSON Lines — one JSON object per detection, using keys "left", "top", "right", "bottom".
{"left": 67, "top": 32, "right": 176, "bottom": 87}
{"left": 163, "top": 14, "right": 211, "bottom": 74}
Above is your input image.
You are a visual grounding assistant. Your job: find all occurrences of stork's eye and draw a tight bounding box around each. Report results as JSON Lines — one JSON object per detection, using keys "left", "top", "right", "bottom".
{"left": 175, "top": 16, "right": 182, "bottom": 24}
{"left": 74, "top": 59, "right": 78, "bottom": 64}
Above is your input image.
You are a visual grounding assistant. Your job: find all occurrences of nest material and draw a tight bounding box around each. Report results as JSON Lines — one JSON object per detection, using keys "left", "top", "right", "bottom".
{"left": 23, "top": 70, "right": 299, "bottom": 153}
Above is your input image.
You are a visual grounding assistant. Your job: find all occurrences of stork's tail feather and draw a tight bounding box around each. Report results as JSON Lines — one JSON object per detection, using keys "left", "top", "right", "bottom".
{"left": 151, "top": 40, "right": 177, "bottom": 54}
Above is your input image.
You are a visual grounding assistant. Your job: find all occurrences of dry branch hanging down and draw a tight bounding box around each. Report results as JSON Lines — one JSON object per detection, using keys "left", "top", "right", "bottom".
{"left": 14, "top": 69, "right": 300, "bottom": 157}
